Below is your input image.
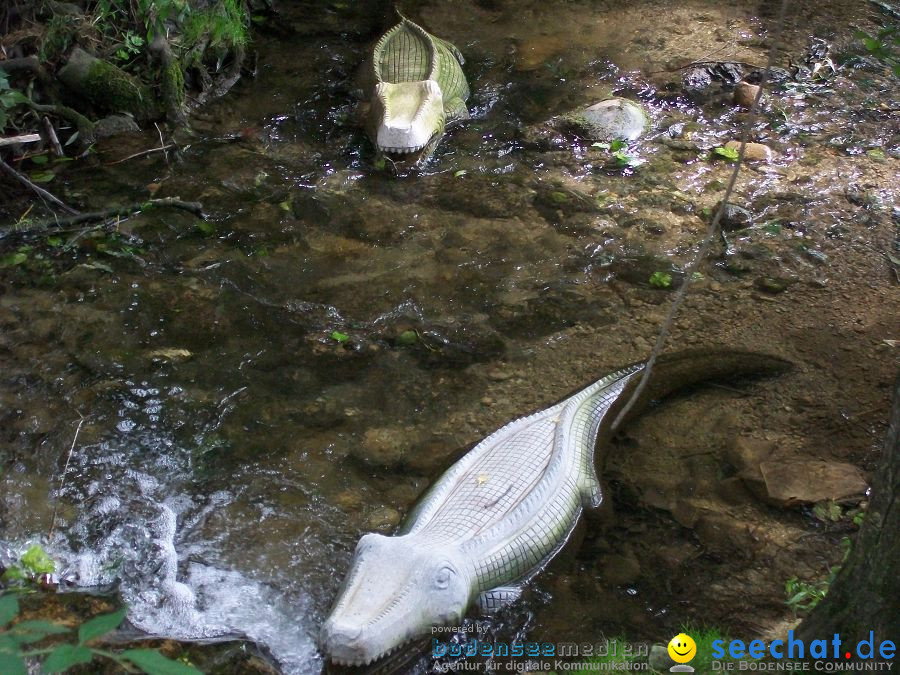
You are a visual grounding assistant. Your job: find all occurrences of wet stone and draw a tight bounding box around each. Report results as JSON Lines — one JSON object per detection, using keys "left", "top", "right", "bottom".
{"left": 351, "top": 426, "right": 415, "bottom": 467}
{"left": 733, "top": 81, "right": 761, "bottom": 108}
{"left": 560, "top": 98, "right": 649, "bottom": 142}
{"left": 725, "top": 140, "right": 774, "bottom": 162}
{"left": 714, "top": 201, "right": 753, "bottom": 231}
{"left": 366, "top": 506, "right": 402, "bottom": 532}
{"left": 754, "top": 277, "right": 791, "bottom": 294}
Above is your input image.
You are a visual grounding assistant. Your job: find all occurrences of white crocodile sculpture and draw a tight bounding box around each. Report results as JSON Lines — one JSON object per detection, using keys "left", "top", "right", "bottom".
{"left": 320, "top": 350, "right": 788, "bottom": 666}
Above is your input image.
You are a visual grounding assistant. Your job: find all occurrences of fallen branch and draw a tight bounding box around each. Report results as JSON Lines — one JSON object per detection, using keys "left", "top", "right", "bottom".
{"left": 0, "top": 197, "right": 205, "bottom": 238}
{"left": 43, "top": 116, "right": 64, "bottom": 157}
{"left": 0, "top": 158, "right": 79, "bottom": 215}
{"left": 0, "top": 133, "right": 42, "bottom": 147}
{"left": 23, "top": 100, "right": 96, "bottom": 146}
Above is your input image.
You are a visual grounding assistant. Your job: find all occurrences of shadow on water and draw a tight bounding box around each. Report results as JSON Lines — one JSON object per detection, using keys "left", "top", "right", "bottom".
{"left": 1, "top": 0, "right": 897, "bottom": 673}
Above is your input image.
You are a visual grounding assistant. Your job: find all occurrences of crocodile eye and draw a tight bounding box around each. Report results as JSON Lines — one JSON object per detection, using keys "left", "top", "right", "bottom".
{"left": 434, "top": 565, "right": 455, "bottom": 590}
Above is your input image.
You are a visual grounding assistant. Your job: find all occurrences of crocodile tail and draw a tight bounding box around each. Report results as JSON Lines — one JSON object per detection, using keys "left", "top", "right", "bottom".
{"left": 599, "top": 349, "right": 791, "bottom": 447}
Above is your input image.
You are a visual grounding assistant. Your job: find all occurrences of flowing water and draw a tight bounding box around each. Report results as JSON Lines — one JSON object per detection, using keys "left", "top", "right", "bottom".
{"left": 1, "top": 1, "right": 897, "bottom": 673}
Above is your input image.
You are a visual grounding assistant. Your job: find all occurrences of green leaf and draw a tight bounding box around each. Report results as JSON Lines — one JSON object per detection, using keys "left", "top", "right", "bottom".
{"left": 1, "top": 252, "right": 29, "bottom": 267}
{"left": 0, "top": 594, "right": 19, "bottom": 626}
{"left": 1, "top": 566, "right": 26, "bottom": 582}
{"left": 865, "top": 148, "right": 886, "bottom": 160}
{"left": 549, "top": 191, "right": 568, "bottom": 204}
{"left": 46, "top": 236, "right": 63, "bottom": 247}
{"left": 330, "top": 330, "right": 349, "bottom": 343}
{"left": 0, "top": 652, "right": 27, "bottom": 675}
{"left": 590, "top": 142, "right": 610, "bottom": 150}
{"left": 609, "top": 139, "right": 626, "bottom": 152}
{"left": 21, "top": 545, "right": 55, "bottom": 574}
{"left": 9, "top": 619, "right": 70, "bottom": 644}
{"left": 30, "top": 154, "right": 49, "bottom": 165}
{"left": 0, "top": 91, "right": 29, "bottom": 107}
{"left": 649, "top": 271, "right": 673, "bottom": 288}
{"left": 42, "top": 644, "right": 93, "bottom": 673}
{"left": 713, "top": 146, "right": 740, "bottom": 162}
{"left": 121, "top": 649, "right": 203, "bottom": 675}
{"left": 453, "top": 169, "right": 467, "bottom": 177}
{"left": 78, "top": 608, "right": 126, "bottom": 644}
{"left": 29, "top": 171, "right": 55, "bottom": 183}
{"left": 396, "top": 330, "right": 418, "bottom": 345}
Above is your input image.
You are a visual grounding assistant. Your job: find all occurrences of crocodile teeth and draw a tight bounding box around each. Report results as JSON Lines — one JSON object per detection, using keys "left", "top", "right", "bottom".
{"left": 378, "top": 142, "right": 428, "bottom": 155}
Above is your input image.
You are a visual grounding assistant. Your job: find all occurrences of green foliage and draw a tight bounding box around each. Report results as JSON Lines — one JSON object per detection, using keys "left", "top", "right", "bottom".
{"left": 181, "top": 0, "right": 249, "bottom": 49}
{"left": 855, "top": 25, "right": 899, "bottom": 77}
{"left": 115, "top": 31, "right": 146, "bottom": 61}
{"left": 92, "top": 0, "right": 249, "bottom": 63}
{"left": 0, "top": 69, "right": 30, "bottom": 132}
{"left": 648, "top": 271, "right": 672, "bottom": 288}
{"left": 713, "top": 145, "right": 740, "bottom": 162}
{"left": 785, "top": 576, "right": 829, "bottom": 614}
{"left": 39, "top": 14, "right": 80, "bottom": 63}
{"left": 784, "top": 537, "right": 852, "bottom": 616}
{"left": 2, "top": 545, "right": 55, "bottom": 583}
{"left": 591, "top": 139, "right": 640, "bottom": 167}
{"left": 812, "top": 499, "right": 842, "bottom": 522}
{"left": 330, "top": 330, "right": 349, "bottom": 343}
{"left": 0, "top": 592, "right": 202, "bottom": 675}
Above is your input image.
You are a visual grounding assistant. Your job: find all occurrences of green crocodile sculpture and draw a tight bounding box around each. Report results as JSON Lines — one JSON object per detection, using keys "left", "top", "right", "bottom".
{"left": 362, "top": 14, "right": 470, "bottom": 167}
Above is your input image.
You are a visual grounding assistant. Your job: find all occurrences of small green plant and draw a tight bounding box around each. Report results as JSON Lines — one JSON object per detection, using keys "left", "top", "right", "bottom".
{"left": 115, "top": 31, "right": 145, "bottom": 61}
{"left": 784, "top": 538, "right": 852, "bottom": 616}
{"left": 1, "top": 545, "right": 55, "bottom": 584}
{"left": 812, "top": 500, "right": 842, "bottom": 522}
{"left": 855, "top": 26, "right": 899, "bottom": 77}
{"left": 330, "top": 330, "right": 349, "bottom": 343}
{"left": 0, "top": 69, "right": 29, "bottom": 132}
{"left": 649, "top": 271, "right": 672, "bottom": 288}
{"left": 0, "top": 593, "right": 202, "bottom": 674}
{"left": 592, "top": 139, "right": 640, "bottom": 167}
{"left": 785, "top": 576, "right": 829, "bottom": 615}
{"left": 712, "top": 146, "right": 740, "bottom": 162}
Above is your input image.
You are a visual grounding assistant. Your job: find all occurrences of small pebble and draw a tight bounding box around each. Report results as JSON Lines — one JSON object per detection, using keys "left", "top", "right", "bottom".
{"left": 725, "top": 140, "right": 774, "bottom": 162}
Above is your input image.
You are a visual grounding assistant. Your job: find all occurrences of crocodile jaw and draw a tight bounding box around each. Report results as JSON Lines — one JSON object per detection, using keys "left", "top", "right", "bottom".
{"left": 370, "top": 80, "right": 445, "bottom": 156}
{"left": 320, "top": 533, "right": 470, "bottom": 666}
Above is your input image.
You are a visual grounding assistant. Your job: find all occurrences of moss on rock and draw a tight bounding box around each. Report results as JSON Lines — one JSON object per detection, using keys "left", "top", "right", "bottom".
{"left": 58, "top": 47, "right": 161, "bottom": 121}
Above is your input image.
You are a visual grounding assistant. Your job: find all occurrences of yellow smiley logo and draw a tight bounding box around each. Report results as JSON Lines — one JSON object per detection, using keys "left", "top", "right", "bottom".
{"left": 667, "top": 633, "right": 697, "bottom": 664}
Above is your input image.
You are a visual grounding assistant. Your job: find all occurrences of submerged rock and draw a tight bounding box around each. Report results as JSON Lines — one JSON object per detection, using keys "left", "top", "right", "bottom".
{"left": 713, "top": 200, "right": 753, "bottom": 230}
{"left": 521, "top": 97, "right": 649, "bottom": 148}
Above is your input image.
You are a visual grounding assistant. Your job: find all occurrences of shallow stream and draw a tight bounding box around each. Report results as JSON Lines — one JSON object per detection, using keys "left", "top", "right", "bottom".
{"left": 1, "top": 1, "right": 897, "bottom": 673}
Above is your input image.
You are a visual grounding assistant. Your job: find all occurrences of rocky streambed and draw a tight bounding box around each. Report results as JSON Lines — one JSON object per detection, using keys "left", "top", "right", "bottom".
{"left": 1, "top": 0, "right": 897, "bottom": 673}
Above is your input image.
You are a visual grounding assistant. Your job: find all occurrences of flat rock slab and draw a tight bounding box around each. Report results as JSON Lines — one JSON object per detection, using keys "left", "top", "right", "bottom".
{"left": 747, "top": 459, "right": 868, "bottom": 507}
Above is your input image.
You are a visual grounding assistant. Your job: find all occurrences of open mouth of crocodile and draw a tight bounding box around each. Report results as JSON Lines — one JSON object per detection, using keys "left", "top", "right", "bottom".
{"left": 326, "top": 637, "right": 412, "bottom": 667}
{"left": 377, "top": 132, "right": 439, "bottom": 164}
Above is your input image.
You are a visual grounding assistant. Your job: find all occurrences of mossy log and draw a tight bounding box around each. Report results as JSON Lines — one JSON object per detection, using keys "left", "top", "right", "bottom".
{"left": 57, "top": 47, "right": 162, "bottom": 122}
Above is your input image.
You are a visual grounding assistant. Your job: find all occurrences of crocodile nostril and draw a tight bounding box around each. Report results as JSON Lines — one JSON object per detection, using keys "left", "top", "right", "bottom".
{"left": 326, "top": 621, "right": 363, "bottom": 644}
